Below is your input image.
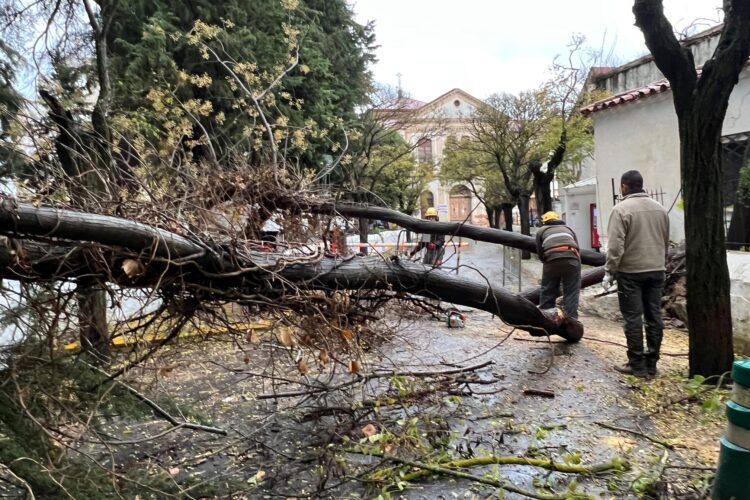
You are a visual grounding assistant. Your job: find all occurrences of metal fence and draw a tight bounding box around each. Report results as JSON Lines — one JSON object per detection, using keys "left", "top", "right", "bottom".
{"left": 610, "top": 178, "right": 666, "bottom": 206}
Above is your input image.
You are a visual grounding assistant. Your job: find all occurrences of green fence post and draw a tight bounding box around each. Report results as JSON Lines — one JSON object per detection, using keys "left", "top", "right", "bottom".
{"left": 713, "top": 359, "right": 750, "bottom": 500}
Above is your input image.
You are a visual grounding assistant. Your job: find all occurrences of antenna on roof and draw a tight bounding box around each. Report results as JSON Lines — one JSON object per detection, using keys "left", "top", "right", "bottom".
{"left": 396, "top": 72, "right": 403, "bottom": 98}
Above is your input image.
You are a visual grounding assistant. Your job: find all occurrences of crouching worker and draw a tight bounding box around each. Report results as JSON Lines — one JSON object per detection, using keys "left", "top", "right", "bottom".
{"left": 535, "top": 211, "right": 581, "bottom": 319}
{"left": 409, "top": 207, "right": 446, "bottom": 266}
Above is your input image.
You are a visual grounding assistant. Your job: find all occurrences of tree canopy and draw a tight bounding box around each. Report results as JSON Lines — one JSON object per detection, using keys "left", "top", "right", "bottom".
{"left": 106, "top": 0, "right": 376, "bottom": 168}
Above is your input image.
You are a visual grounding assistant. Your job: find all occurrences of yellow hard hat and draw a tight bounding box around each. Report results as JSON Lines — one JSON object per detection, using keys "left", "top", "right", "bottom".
{"left": 425, "top": 207, "right": 438, "bottom": 217}
{"left": 542, "top": 211, "right": 560, "bottom": 223}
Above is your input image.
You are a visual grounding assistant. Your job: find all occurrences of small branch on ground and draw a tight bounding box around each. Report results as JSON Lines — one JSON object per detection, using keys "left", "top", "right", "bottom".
{"left": 523, "top": 389, "right": 556, "bottom": 398}
{"left": 595, "top": 422, "right": 675, "bottom": 449}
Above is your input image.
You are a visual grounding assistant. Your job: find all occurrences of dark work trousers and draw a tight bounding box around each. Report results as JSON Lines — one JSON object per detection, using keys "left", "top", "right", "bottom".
{"left": 539, "top": 257, "right": 581, "bottom": 319}
{"left": 423, "top": 245, "right": 445, "bottom": 266}
{"left": 616, "top": 271, "right": 666, "bottom": 373}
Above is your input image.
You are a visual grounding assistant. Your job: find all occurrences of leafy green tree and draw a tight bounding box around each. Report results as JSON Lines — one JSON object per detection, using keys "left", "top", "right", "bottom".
{"left": 530, "top": 36, "right": 595, "bottom": 214}
{"left": 107, "top": 0, "right": 376, "bottom": 168}
{"left": 368, "top": 137, "right": 432, "bottom": 214}
{"left": 469, "top": 91, "right": 544, "bottom": 250}
{"left": 0, "top": 42, "right": 25, "bottom": 178}
{"left": 440, "top": 136, "right": 514, "bottom": 229}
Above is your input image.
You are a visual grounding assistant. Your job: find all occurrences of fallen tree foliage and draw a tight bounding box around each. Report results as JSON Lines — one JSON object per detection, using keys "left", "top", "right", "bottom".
{"left": 0, "top": 200, "right": 583, "bottom": 340}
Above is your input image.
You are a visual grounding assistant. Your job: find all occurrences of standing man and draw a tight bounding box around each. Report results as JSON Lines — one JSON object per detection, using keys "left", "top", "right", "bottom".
{"left": 535, "top": 211, "right": 581, "bottom": 319}
{"left": 602, "top": 170, "right": 669, "bottom": 379}
{"left": 409, "top": 207, "right": 446, "bottom": 266}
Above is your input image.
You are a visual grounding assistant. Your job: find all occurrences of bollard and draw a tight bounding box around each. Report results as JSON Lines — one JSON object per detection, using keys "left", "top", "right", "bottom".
{"left": 713, "top": 359, "right": 750, "bottom": 500}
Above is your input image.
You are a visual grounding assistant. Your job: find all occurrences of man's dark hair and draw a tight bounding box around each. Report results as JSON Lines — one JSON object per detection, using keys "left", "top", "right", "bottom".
{"left": 621, "top": 170, "right": 644, "bottom": 191}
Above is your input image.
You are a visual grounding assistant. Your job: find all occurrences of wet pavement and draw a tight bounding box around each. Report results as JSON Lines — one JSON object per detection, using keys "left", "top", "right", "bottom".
{"left": 57, "top": 239, "right": 721, "bottom": 499}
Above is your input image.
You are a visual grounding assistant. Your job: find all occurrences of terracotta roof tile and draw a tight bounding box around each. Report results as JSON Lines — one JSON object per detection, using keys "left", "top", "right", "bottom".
{"left": 581, "top": 79, "right": 672, "bottom": 115}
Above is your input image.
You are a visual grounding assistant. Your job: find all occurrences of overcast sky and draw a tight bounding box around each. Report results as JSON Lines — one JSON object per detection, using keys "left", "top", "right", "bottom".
{"left": 350, "top": 1, "right": 724, "bottom": 101}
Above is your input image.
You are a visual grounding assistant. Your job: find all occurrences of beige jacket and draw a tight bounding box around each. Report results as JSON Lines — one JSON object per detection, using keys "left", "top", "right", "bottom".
{"left": 605, "top": 192, "right": 669, "bottom": 274}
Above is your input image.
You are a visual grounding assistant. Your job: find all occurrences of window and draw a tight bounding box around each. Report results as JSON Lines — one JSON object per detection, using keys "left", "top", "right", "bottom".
{"left": 420, "top": 191, "right": 435, "bottom": 213}
{"left": 417, "top": 138, "right": 433, "bottom": 164}
{"left": 721, "top": 131, "right": 750, "bottom": 249}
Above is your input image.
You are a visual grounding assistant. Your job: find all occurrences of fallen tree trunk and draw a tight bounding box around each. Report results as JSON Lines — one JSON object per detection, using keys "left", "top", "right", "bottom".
{"left": 0, "top": 201, "right": 582, "bottom": 341}
{"left": 292, "top": 200, "right": 607, "bottom": 267}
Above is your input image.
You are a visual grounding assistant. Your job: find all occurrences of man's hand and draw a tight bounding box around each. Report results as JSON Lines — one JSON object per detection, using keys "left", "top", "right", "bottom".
{"left": 601, "top": 272, "right": 615, "bottom": 292}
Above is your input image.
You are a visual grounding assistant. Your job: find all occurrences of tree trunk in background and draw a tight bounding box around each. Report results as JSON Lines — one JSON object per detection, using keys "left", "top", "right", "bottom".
{"left": 534, "top": 172, "right": 554, "bottom": 215}
{"left": 518, "top": 195, "right": 531, "bottom": 259}
{"left": 484, "top": 205, "right": 497, "bottom": 229}
{"left": 358, "top": 217, "right": 369, "bottom": 255}
{"left": 77, "top": 278, "right": 110, "bottom": 363}
{"left": 681, "top": 118, "right": 734, "bottom": 376}
{"left": 633, "top": 0, "right": 750, "bottom": 376}
{"left": 502, "top": 203, "right": 514, "bottom": 231}
{"left": 493, "top": 208, "right": 502, "bottom": 229}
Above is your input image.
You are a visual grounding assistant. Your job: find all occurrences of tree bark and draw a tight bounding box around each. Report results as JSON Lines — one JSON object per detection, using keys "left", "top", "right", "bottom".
{"left": 502, "top": 203, "right": 514, "bottom": 231}
{"left": 680, "top": 117, "right": 734, "bottom": 376}
{"left": 534, "top": 175, "right": 553, "bottom": 215}
{"left": 518, "top": 195, "right": 532, "bottom": 259}
{"left": 486, "top": 206, "right": 498, "bottom": 229}
{"left": 633, "top": 0, "right": 750, "bottom": 375}
{"left": 0, "top": 202, "right": 583, "bottom": 341}
{"left": 358, "top": 217, "right": 369, "bottom": 255}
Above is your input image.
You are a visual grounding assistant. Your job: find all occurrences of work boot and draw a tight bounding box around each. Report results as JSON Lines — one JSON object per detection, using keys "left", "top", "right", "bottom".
{"left": 613, "top": 363, "right": 648, "bottom": 378}
{"left": 615, "top": 350, "right": 648, "bottom": 378}
{"left": 645, "top": 352, "right": 659, "bottom": 378}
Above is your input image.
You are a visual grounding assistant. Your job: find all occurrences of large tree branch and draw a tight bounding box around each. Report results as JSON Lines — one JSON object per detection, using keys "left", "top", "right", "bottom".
{"left": 695, "top": 1, "right": 750, "bottom": 116}
{"left": 291, "top": 200, "right": 606, "bottom": 266}
{"left": 0, "top": 201, "right": 583, "bottom": 341}
{"left": 633, "top": 0, "right": 698, "bottom": 107}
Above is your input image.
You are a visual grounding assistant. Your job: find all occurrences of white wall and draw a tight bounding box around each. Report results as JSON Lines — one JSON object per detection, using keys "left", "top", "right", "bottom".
{"left": 561, "top": 186, "right": 597, "bottom": 250}
{"left": 593, "top": 68, "right": 750, "bottom": 247}
{"left": 728, "top": 251, "right": 750, "bottom": 355}
{"left": 593, "top": 92, "right": 684, "bottom": 244}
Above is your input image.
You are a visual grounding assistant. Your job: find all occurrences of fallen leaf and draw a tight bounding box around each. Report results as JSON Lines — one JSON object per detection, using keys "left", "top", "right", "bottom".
{"left": 278, "top": 327, "right": 296, "bottom": 347}
{"left": 340, "top": 328, "right": 353, "bottom": 341}
{"left": 255, "top": 470, "right": 266, "bottom": 481}
{"left": 318, "top": 350, "right": 330, "bottom": 365}
{"left": 122, "top": 258, "right": 145, "bottom": 278}
{"left": 243, "top": 355, "right": 250, "bottom": 364}
{"left": 158, "top": 364, "right": 177, "bottom": 377}
{"left": 168, "top": 467, "right": 180, "bottom": 476}
{"left": 349, "top": 359, "right": 362, "bottom": 374}
{"left": 297, "top": 358, "right": 309, "bottom": 374}
{"left": 361, "top": 423, "right": 377, "bottom": 437}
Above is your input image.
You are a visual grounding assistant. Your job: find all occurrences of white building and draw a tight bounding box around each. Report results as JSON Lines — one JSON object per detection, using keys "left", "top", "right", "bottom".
{"left": 580, "top": 24, "right": 750, "bottom": 353}
{"left": 581, "top": 24, "right": 749, "bottom": 245}
{"left": 375, "top": 88, "right": 490, "bottom": 225}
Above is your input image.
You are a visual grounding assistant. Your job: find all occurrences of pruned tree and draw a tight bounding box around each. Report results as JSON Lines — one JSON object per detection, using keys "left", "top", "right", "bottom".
{"left": 633, "top": 0, "right": 750, "bottom": 376}
{"left": 531, "top": 35, "right": 595, "bottom": 214}
{"left": 469, "top": 91, "right": 549, "bottom": 256}
{"left": 440, "top": 135, "right": 515, "bottom": 230}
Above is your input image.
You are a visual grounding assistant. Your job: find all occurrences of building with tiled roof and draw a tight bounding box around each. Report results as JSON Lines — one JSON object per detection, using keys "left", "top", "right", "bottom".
{"left": 375, "top": 88, "right": 490, "bottom": 225}
{"left": 580, "top": 23, "right": 750, "bottom": 246}
{"left": 579, "top": 23, "right": 750, "bottom": 353}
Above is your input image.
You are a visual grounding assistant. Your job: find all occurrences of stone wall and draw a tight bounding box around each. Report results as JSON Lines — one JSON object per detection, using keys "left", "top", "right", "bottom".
{"left": 728, "top": 251, "right": 750, "bottom": 354}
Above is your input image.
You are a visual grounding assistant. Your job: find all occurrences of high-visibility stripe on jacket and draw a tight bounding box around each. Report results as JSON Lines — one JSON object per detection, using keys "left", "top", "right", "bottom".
{"left": 535, "top": 222, "right": 580, "bottom": 262}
